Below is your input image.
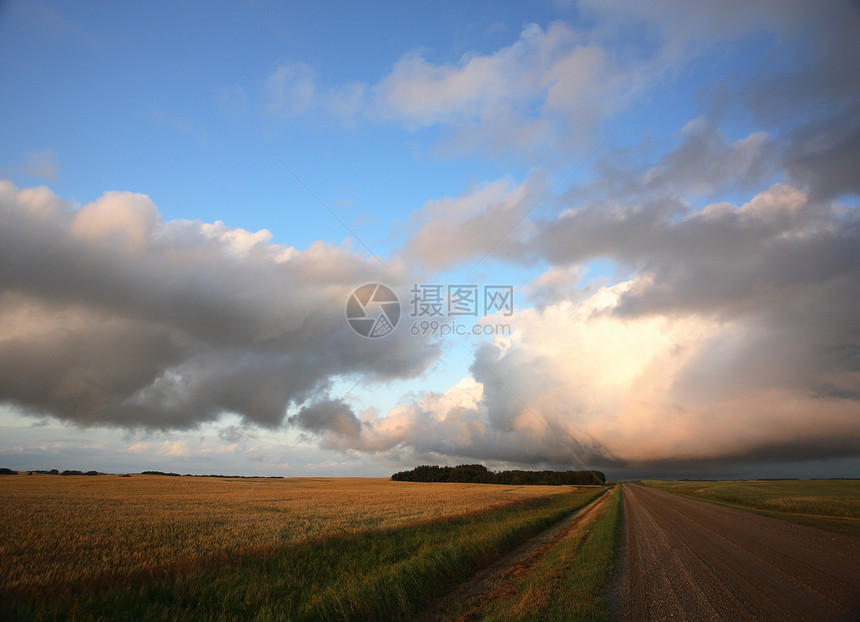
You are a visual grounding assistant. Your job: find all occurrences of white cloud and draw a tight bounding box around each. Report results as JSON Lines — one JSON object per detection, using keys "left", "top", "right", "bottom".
{"left": 400, "top": 175, "right": 544, "bottom": 270}
{"left": 158, "top": 440, "right": 189, "bottom": 457}
{"left": 69, "top": 191, "right": 159, "bottom": 253}
{"left": 298, "top": 177, "right": 860, "bottom": 469}
{"left": 308, "top": 273, "right": 860, "bottom": 468}
{"left": 372, "top": 22, "right": 630, "bottom": 155}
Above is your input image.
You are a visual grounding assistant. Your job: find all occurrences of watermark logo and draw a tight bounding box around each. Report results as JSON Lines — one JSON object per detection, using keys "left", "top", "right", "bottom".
{"left": 346, "top": 283, "right": 401, "bottom": 338}
{"left": 347, "top": 283, "right": 513, "bottom": 338}
{"left": 410, "top": 284, "right": 514, "bottom": 317}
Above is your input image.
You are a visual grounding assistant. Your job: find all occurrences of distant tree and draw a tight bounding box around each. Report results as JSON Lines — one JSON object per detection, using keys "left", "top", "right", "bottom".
{"left": 0, "top": 467, "right": 16, "bottom": 475}
{"left": 390, "top": 464, "right": 606, "bottom": 486}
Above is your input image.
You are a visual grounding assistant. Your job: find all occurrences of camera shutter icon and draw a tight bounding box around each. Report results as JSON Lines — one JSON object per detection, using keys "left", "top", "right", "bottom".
{"left": 346, "top": 283, "right": 400, "bottom": 338}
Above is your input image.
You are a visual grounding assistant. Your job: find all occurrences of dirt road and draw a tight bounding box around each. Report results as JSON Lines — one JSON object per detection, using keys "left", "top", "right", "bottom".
{"left": 614, "top": 484, "right": 860, "bottom": 621}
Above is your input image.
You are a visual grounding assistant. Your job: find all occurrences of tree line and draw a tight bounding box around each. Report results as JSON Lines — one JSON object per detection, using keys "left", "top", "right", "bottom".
{"left": 391, "top": 464, "right": 606, "bottom": 486}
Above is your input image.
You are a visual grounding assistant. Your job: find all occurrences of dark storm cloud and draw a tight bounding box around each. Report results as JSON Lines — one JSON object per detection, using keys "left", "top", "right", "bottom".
{"left": 536, "top": 184, "right": 859, "bottom": 317}
{"left": 0, "top": 181, "right": 439, "bottom": 429}
{"left": 289, "top": 399, "right": 362, "bottom": 439}
{"left": 702, "top": 0, "right": 860, "bottom": 202}
{"left": 782, "top": 108, "right": 860, "bottom": 201}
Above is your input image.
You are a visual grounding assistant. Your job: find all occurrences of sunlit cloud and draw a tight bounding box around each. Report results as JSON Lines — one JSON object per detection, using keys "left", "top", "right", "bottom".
{"left": 0, "top": 180, "right": 439, "bottom": 431}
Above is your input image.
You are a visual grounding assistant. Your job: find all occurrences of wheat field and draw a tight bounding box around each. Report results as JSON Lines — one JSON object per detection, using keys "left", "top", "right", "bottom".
{"left": 0, "top": 474, "right": 575, "bottom": 596}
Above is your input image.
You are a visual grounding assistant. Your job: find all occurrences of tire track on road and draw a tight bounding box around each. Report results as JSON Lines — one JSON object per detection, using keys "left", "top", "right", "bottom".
{"left": 614, "top": 483, "right": 860, "bottom": 621}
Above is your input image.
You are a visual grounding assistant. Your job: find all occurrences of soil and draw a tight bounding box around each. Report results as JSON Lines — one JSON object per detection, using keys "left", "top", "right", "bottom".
{"left": 613, "top": 483, "right": 860, "bottom": 621}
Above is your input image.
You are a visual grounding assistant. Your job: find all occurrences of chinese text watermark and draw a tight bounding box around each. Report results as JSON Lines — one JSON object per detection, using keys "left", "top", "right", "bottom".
{"left": 346, "top": 284, "right": 514, "bottom": 339}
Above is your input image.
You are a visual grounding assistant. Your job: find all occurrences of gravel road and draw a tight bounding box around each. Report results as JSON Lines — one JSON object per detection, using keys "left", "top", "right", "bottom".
{"left": 614, "top": 483, "right": 860, "bottom": 621}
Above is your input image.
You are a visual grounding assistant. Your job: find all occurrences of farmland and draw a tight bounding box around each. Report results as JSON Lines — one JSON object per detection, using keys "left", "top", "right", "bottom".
{"left": 4, "top": 475, "right": 858, "bottom": 620}
{"left": 0, "top": 474, "right": 609, "bottom": 619}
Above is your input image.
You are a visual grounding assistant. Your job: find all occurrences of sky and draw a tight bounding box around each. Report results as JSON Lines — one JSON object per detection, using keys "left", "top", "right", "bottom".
{"left": 1, "top": 0, "right": 859, "bottom": 480}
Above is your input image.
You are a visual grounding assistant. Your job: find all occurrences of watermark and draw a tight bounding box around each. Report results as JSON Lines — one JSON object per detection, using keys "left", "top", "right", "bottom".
{"left": 346, "top": 283, "right": 514, "bottom": 338}
{"left": 345, "top": 283, "right": 401, "bottom": 338}
{"left": 410, "top": 320, "right": 512, "bottom": 337}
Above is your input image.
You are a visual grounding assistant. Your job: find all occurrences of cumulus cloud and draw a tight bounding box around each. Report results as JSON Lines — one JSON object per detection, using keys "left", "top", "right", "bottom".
{"left": 305, "top": 181, "right": 860, "bottom": 469}
{"left": 288, "top": 377, "right": 582, "bottom": 465}
{"left": 259, "top": 21, "right": 637, "bottom": 158}
{"left": 534, "top": 184, "right": 858, "bottom": 322}
{"left": 306, "top": 268, "right": 860, "bottom": 469}
{"left": 782, "top": 109, "right": 860, "bottom": 201}
{"left": 400, "top": 119, "right": 778, "bottom": 272}
{"left": 6, "top": 1, "right": 859, "bottom": 475}
{"left": 400, "top": 175, "right": 545, "bottom": 270}
{"left": 623, "top": 0, "right": 860, "bottom": 202}
{"left": 639, "top": 120, "right": 774, "bottom": 198}
{"left": 289, "top": 399, "right": 362, "bottom": 440}
{"left": 373, "top": 21, "right": 639, "bottom": 157}
{"left": 257, "top": 0, "right": 858, "bottom": 201}
{"left": 476, "top": 280, "right": 859, "bottom": 467}
{"left": 0, "top": 180, "right": 439, "bottom": 430}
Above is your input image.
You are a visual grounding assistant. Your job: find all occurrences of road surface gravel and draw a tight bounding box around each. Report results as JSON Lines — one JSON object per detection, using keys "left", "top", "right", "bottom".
{"left": 614, "top": 483, "right": 860, "bottom": 621}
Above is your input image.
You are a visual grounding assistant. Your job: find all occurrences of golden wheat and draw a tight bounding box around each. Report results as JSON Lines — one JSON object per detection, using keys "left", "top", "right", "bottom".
{"left": 0, "top": 474, "right": 577, "bottom": 594}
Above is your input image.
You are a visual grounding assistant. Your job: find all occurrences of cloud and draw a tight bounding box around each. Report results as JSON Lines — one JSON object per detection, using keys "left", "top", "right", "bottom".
{"left": 626, "top": 0, "right": 860, "bottom": 202}
{"left": 258, "top": 22, "right": 636, "bottom": 159}
{"left": 0, "top": 180, "right": 439, "bottom": 430}
{"left": 311, "top": 271, "right": 860, "bottom": 468}
{"left": 265, "top": 60, "right": 317, "bottom": 117}
{"left": 218, "top": 424, "right": 257, "bottom": 443}
{"left": 782, "top": 108, "right": 860, "bottom": 201}
{"left": 468, "top": 282, "right": 860, "bottom": 467}
{"left": 522, "top": 264, "right": 585, "bottom": 308}
{"left": 313, "top": 181, "right": 860, "bottom": 469}
{"left": 400, "top": 120, "right": 777, "bottom": 272}
{"left": 253, "top": 1, "right": 859, "bottom": 183}
{"left": 400, "top": 176, "right": 544, "bottom": 270}
{"left": 158, "top": 440, "right": 189, "bottom": 457}
{"left": 533, "top": 183, "right": 858, "bottom": 322}
{"left": 639, "top": 120, "right": 774, "bottom": 198}
{"left": 20, "top": 148, "right": 59, "bottom": 181}
{"left": 127, "top": 440, "right": 189, "bottom": 457}
{"left": 289, "top": 399, "right": 362, "bottom": 440}
{"left": 372, "top": 21, "right": 631, "bottom": 156}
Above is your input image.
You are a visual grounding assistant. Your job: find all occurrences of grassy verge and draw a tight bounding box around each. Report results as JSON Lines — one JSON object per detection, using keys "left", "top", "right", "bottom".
{"left": 6, "top": 488, "right": 605, "bottom": 621}
{"left": 640, "top": 479, "right": 860, "bottom": 536}
{"left": 481, "top": 485, "right": 621, "bottom": 621}
{"left": 429, "top": 485, "right": 621, "bottom": 622}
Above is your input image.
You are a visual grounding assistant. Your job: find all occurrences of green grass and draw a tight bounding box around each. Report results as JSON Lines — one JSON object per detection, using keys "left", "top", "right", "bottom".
{"left": 426, "top": 485, "right": 622, "bottom": 621}
{"left": 641, "top": 479, "right": 860, "bottom": 536}
{"left": 6, "top": 488, "right": 605, "bottom": 621}
{"left": 480, "top": 485, "right": 622, "bottom": 622}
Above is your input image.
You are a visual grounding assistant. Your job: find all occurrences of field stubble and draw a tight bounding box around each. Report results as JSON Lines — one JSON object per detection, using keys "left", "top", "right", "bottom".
{"left": 0, "top": 474, "right": 577, "bottom": 597}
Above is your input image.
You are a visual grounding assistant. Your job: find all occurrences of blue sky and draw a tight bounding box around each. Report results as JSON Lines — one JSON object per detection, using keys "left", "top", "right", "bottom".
{"left": 1, "top": 1, "right": 859, "bottom": 479}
